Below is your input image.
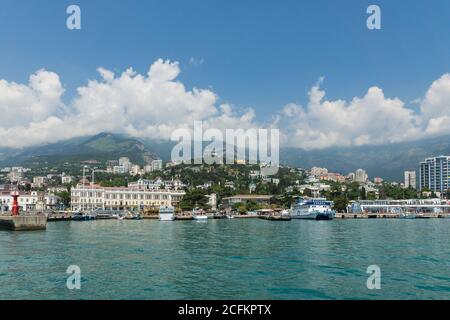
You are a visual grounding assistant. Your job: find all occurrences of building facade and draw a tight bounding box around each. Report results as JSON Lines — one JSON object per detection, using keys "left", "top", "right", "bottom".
{"left": 404, "top": 171, "right": 417, "bottom": 189}
{"left": 70, "top": 184, "right": 185, "bottom": 211}
{"left": 419, "top": 156, "right": 450, "bottom": 193}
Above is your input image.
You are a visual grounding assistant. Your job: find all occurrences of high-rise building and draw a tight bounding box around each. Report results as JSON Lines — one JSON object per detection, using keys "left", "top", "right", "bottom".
{"left": 404, "top": 171, "right": 416, "bottom": 189}
{"left": 419, "top": 156, "right": 450, "bottom": 193}
{"left": 355, "top": 169, "right": 368, "bottom": 183}
{"left": 152, "top": 159, "right": 163, "bottom": 171}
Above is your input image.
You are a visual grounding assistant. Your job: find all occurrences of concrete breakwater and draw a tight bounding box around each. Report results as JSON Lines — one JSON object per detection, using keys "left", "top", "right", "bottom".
{"left": 0, "top": 215, "right": 47, "bottom": 231}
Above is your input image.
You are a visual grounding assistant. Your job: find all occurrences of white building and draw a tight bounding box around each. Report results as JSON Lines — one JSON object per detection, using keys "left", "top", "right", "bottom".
{"left": 0, "top": 191, "right": 60, "bottom": 212}
{"left": 113, "top": 165, "right": 128, "bottom": 174}
{"left": 61, "top": 174, "right": 74, "bottom": 184}
{"left": 70, "top": 184, "right": 185, "bottom": 211}
{"left": 404, "top": 171, "right": 417, "bottom": 189}
{"left": 32, "top": 176, "right": 48, "bottom": 188}
{"left": 152, "top": 159, "right": 163, "bottom": 171}
{"left": 355, "top": 169, "right": 368, "bottom": 183}
{"left": 129, "top": 164, "right": 142, "bottom": 176}
{"left": 206, "top": 193, "right": 217, "bottom": 210}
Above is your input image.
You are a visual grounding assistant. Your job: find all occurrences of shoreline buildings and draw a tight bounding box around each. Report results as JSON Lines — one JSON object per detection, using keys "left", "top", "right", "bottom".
{"left": 419, "top": 156, "right": 450, "bottom": 193}
{"left": 70, "top": 181, "right": 185, "bottom": 212}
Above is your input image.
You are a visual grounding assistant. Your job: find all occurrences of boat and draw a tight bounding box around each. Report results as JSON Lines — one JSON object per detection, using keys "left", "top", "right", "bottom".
{"left": 72, "top": 211, "right": 96, "bottom": 221}
{"left": 213, "top": 212, "right": 227, "bottom": 219}
{"left": 291, "top": 198, "right": 335, "bottom": 220}
{"left": 159, "top": 206, "right": 175, "bottom": 221}
{"left": 124, "top": 211, "right": 142, "bottom": 220}
{"left": 192, "top": 208, "right": 208, "bottom": 221}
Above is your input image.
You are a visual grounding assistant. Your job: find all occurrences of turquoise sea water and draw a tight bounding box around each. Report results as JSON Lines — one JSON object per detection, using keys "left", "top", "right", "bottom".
{"left": 0, "top": 219, "right": 449, "bottom": 300}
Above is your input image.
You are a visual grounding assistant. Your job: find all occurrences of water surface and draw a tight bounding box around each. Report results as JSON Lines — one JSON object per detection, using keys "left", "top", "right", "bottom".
{"left": 0, "top": 219, "right": 449, "bottom": 299}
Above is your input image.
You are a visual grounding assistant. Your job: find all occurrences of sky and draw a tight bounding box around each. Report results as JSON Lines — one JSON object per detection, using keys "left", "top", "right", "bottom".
{"left": 1, "top": 0, "right": 450, "bottom": 149}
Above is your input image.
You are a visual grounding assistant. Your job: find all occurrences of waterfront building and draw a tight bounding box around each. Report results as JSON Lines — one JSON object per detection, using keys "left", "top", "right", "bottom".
{"left": 419, "top": 156, "right": 450, "bottom": 193}
{"left": 404, "top": 171, "right": 417, "bottom": 189}
{"left": 0, "top": 191, "right": 60, "bottom": 212}
{"left": 127, "top": 178, "right": 186, "bottom": 190}
{"left": 70, "top": 184, "right": 185, "bottom": 211}
{"left": 221, "top": 194, "right": 273, "bottom": 209}
{"left": 347, "top": 198, "right": 450, "bottom": 214}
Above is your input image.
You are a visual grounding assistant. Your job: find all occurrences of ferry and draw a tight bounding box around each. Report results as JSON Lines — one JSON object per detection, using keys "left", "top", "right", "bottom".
{"left": 159, "top": 206, "right": 175, "bottom": 221}
{"left": 291, "top": 198, "right": 335, "bottom": 220}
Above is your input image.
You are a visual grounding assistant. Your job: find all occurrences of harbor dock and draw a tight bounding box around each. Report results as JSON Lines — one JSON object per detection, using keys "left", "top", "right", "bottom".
{"left": 0, "top": 214, "right": 47, "bottom": 231}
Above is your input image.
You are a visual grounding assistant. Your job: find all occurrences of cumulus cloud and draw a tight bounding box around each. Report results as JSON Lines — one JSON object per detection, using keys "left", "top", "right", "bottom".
{"left": 1, "top": 60, "right": 450, "bottom": 150}
{"left": 277, "top": 82, "right": 424, "bottom": 149}
{"left": 0, "top": 59, "right": 257, "bottom": 148}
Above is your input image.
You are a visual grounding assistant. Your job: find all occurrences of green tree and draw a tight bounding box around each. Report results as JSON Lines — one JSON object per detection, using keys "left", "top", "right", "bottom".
{"left": 333, "top": 195, "right": 348, "bottom": 213}
{"left": 55, "top": 191, "right": 71, "bottom": 207}
{"left": 180, "top": 189, "right": 209, "bottom": 210}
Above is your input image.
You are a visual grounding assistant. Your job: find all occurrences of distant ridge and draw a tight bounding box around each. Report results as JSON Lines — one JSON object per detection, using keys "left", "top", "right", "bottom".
{"left": 1, "top": 132, "right": 450, "bottom": 181}
{"left": 0, "top": 132, "right": 158, "bottom": 167}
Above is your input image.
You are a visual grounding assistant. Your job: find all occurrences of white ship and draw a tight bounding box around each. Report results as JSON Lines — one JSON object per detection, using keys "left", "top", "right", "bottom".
{"left": 159, "top": 206, "right": 175, "bottom": 221}
{"left": 291, "top": 198, "right": 335, "bottom": 220}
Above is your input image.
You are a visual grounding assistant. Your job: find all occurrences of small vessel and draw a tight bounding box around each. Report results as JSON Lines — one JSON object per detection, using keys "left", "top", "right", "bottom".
{"left": 124, "top": 211, "right": 142, "bottom": 220}
{"left": 291, "top": 198, "right": 335, "bottom": 220}
{"left": 192, "top": 208, "right": 208, "bottom": 221}
{"left": 72, "top": 211, "right": 96, "bottom": 221}
{"left": 159, "top": 206, "right": 175, "bottom": 221}
{"left": 213, "top": 212, "right": 227, "bottom": 219}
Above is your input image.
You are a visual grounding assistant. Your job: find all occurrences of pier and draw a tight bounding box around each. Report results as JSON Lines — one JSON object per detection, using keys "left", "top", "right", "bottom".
{"left": 0, "top": 214, "right": 47, "bottom": 231}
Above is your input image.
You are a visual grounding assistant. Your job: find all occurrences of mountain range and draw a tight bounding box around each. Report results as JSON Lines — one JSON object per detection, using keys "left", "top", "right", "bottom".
{"left": 1, "top": 132, "right": 449, "bottom": 181}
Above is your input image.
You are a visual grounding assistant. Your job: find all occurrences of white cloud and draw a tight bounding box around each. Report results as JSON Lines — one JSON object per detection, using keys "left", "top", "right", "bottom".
{"left": 0, "top": 59, "right": 255, "bottom": 148}
{"left": 1, "top": 60, "right": 450, "bottom": 150}
{"left": 278, "top": 83, "right": 424, "bottom": 149}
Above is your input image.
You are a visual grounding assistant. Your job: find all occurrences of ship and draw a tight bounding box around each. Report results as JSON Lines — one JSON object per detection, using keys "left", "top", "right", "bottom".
{"left": 159, "top": 206, "right": 175, "bottom": 221}
{"left": 291, "top": 198, "right": 335, "bottom": 220}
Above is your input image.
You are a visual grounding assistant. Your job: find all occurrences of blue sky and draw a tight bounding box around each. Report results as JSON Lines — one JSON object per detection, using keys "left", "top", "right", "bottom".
{"left": 1, "top": 0, "right": 450, "bottom": 148}
{"left": 1, "top": 0, "right": 449, "bottom": 112}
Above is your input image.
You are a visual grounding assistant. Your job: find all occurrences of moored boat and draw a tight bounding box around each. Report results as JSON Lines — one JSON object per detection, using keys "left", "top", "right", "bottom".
{"left": 72, "top": 211, "right": 96, "bottom": 221}
{"left": 159, "top": 206, "right": 175, "bottom": 221}
{"left": 192, "top": 208, "right": 208, "bottom": 221}
{"left": 291, "top": 198, "right": 335, "bottom": 220}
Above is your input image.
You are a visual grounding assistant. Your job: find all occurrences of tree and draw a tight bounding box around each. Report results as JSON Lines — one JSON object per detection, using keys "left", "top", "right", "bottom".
{"left": 333, "top": 195, "right": 348, "bottom": 213}
{"left": 360, "top": 187, "right": 367, "bottom": 200}
{"left": 180, "top": 189, "right": 209, "bottom": 210}
{"left": 55, "top": 191, "right": 71, "bottom": 207}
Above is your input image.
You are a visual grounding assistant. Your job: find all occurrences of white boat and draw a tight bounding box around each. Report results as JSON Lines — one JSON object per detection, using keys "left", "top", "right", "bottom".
{"left": 192, "top": 208, "right": 208, "bottom": 221}
{"left": 159, "top": 206, "right": 175, "bottom": 221}
{"left": 291, "top": 198, "right": 335, "bottom": 220}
